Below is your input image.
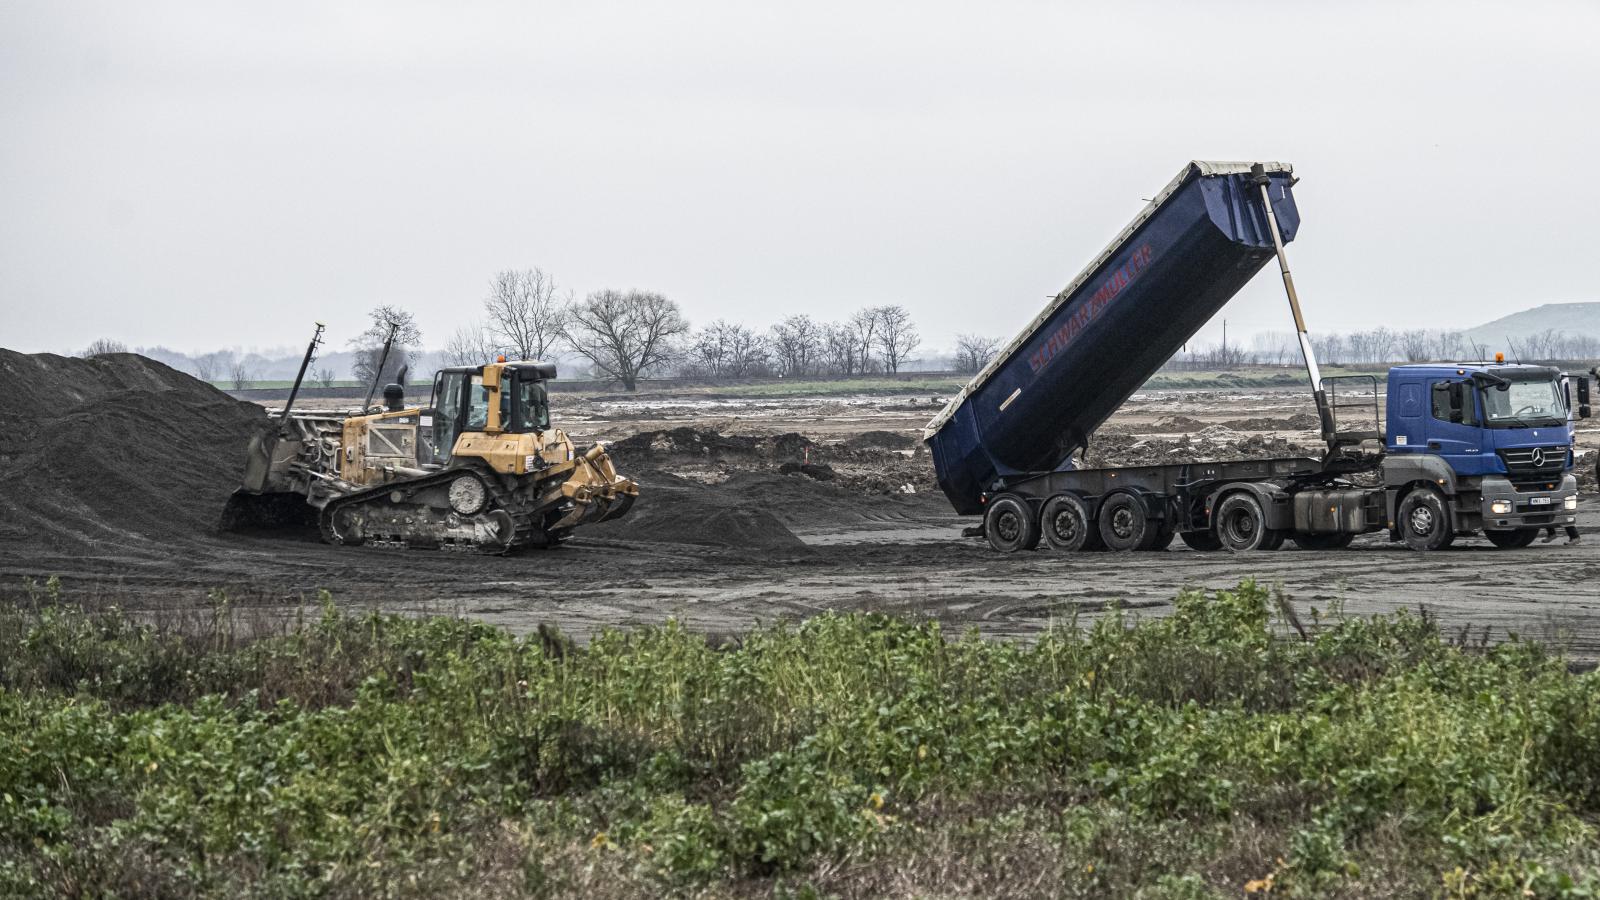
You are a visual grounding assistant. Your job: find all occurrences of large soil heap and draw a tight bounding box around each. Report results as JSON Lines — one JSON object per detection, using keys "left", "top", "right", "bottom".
{"left": 0, "top": 350, "right": 266, "bottom": 550}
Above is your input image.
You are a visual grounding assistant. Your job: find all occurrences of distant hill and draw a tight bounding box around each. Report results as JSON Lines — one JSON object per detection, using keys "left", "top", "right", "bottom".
{"left": 1465, "top": 302, "right": 1600, "bottom": 348}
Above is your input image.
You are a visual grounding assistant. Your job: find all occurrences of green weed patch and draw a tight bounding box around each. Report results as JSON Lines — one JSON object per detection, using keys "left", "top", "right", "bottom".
{"left": 2, "top": 578, "right": 1597, "bottom": 898}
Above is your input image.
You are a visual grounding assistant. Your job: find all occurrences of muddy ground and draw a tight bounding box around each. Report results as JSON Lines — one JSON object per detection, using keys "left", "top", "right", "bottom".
{"left": 3, "top": 350, "right": 1598, "bottom": 656}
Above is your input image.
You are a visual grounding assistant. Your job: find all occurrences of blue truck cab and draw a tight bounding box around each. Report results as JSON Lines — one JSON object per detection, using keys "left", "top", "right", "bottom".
{"left": 1382, "top": 362, "right": 1578, "bottom": 537}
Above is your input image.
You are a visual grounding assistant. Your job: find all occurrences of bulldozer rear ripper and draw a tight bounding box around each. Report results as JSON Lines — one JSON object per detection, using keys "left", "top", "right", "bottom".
{"left": 222, "top": 358, "right": 637, "bottom": 552}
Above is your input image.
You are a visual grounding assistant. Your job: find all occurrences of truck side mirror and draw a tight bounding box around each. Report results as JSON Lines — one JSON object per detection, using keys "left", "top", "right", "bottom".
{"left": 1447, "top": 381, "right": 1465, "bottom": 423}
{"left": 1582, "top": 405, "right": 1592, "bottom": 419}
{"left": 1579, "top": 377, "right": 1592, "bottom": 406}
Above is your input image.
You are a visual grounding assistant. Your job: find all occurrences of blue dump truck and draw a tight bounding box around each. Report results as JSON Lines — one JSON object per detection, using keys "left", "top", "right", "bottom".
{"left": 924, "top": 161, "right": 1589, "bottom": 552}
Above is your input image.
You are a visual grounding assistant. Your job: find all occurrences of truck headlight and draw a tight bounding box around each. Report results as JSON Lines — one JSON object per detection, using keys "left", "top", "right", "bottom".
{"left": 1490, "top": 500, "right": 1512, "bottom": 515}
{"left": 1566, "top": 496, "right": 1579, "bottom": 510}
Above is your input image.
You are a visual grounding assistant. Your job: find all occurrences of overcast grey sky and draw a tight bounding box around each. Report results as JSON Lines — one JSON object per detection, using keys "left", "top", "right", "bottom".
{"left": 2, "top": 0, "right": 1597, "bottom": 357}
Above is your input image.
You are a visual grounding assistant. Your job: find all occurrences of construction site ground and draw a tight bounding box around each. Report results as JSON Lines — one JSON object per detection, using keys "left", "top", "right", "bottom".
{"left": 3, "top": 351, "right": 1598, "bottom": 656}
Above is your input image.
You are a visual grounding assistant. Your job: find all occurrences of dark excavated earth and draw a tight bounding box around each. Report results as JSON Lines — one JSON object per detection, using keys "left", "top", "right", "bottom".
{"left": 3, "top": 350, "right": 1598, "bottom": 658}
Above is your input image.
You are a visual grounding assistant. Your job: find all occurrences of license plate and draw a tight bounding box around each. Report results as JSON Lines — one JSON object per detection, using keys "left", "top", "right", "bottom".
{"left": 1530, "top": 496, "right": 1552, "bottom": 506}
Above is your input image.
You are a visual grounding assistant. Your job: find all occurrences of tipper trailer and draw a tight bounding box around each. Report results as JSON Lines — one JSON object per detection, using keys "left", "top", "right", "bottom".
{"left": 924, "top": 161, "right": 1588, "bottom": 553}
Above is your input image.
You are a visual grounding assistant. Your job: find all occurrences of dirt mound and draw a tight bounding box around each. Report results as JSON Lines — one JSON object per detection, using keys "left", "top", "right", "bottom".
{"left": 1149, "top": 415, "right": 1206, "bottom": 432}
{"left": 608, "top": 425, "right": 937, "bottom": 496}
{"left": 1577, "top": 449, "right": 1599, "bottom": 494}
{"left": 1222, "top": 413, "right": 1321, "bottom": 431}
{"left": 844, "top": 430, "right": 919, "bottom": 451}
{"left": 609, "top": 427, "right": 817, "bottom": 465}
{"left": 1084, "top": 431, "right": 1318, "bottom": 469}
{"left": 0, "top": 350, "right": 265, "bottom": 548}
{"left": 588, "top": 473, "right": 808, "bottom": 551}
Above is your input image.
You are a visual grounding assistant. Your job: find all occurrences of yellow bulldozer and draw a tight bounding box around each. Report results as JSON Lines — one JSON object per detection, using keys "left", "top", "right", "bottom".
{"left": 223, "top": 326, "right": 636, "bottom": 552}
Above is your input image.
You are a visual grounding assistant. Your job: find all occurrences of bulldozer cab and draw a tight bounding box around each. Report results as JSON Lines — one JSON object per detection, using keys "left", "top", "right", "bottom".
{"left": 428, "top": 362, "right": 555, "bottom": 463}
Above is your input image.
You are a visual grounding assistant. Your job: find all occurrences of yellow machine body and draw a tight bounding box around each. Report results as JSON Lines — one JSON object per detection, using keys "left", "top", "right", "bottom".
{"left": 225, "top": 360, "right": 637, "bottom": 551}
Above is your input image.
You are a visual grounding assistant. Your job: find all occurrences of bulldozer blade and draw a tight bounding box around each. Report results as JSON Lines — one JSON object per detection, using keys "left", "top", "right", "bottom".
{"left": 219, "top": 489, "right": 318, "bottom": 533}
{"left": 596, "top": 491, "right": 636, "bottom": 523}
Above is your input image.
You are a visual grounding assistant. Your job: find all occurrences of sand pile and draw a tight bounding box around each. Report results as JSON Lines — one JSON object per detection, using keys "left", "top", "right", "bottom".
{"left": 0, "top": 350, "right": 265, "bottom": 548}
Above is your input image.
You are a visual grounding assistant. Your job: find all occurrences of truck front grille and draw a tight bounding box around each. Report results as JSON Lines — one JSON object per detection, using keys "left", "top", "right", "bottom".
{"left": 1496, "top": 445, "right": 1568, "bottom": 481}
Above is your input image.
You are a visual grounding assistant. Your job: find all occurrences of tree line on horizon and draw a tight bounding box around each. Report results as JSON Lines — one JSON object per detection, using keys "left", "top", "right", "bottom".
{"left": 334, "top": 268, "right": 1008, "bottom": 391}
{"left": 76, "top": 275, "right": 1600, "bottom": 390}
{"left": 1167, "top": 326, "right": 1600, "bottom": 371}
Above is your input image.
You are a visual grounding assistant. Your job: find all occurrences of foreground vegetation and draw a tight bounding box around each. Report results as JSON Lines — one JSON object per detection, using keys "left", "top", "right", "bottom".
{"left": 3, "top": 580, "right": 1599, "bottom": 898}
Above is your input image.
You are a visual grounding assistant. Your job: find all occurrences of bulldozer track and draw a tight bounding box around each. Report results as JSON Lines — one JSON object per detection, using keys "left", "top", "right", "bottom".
{"left": 317, "top": 464, "right": 555, "bottom": 554}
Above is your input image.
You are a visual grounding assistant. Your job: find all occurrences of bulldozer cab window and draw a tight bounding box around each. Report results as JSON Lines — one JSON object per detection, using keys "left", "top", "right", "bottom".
{"left": 511, "top": 377, "right": 550, "bottom": 432}
{"left": 465, "top": 375, "right": 492, "bottom": 431}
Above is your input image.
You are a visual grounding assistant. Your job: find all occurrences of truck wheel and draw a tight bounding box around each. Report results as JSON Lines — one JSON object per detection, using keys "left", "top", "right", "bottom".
{"left": 1041, "top": 494, "right": 1102, "bottom": 552}
{"left": 1180, "top": 530, "right": 1223, "bottom": 551}
{"left": 1098, "top": 493, "right": 1151, "bottom": 551}
{"left": 1484, "top": 528, "right": 1539, "bottom": 549}
{"left": 984, "top": 494, "right": 1040, "bottom": 553}
{"left": 1213, "top": 492, "right": 1277, "bottom": 552}
{"left": 1293, "top": 532, "right": 1354, "bottom": 551}
{"left": 1144, "top": 519, "right": 1175, "bottom": 551}
{"left": 1398, "top": 488, "right": 1454, "bottom": 551}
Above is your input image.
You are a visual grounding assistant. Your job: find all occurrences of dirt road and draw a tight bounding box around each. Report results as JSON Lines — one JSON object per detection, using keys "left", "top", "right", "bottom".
{"left": 6, "top": 490, "right": 1597, "bottom": 652}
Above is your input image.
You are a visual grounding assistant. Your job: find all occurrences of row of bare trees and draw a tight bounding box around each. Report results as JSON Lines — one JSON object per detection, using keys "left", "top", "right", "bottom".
{"left": 141, "top": 265, "right": 986, "bottom": 391}
{"left": 442, "top": 269, "right": 690, "bottom": 391}
{"left": 681, "top": 307, "right": 925, "bottom": 379}
{"left": 441, "top": 269, "right": 942, "bottom": 389}
{"left": 1173, "top": 327, "right": 1600, "bottom": 370}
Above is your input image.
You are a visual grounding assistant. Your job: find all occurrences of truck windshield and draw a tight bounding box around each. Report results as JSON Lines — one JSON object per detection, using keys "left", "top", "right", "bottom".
{"left": 1479, "top": 377, "right": 1565, "bottom": 427}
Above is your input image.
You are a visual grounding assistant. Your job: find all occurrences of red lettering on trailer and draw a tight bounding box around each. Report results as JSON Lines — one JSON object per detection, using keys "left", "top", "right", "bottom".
{"left": 1027, "top": 243, "right": 1154, "bottom": 373}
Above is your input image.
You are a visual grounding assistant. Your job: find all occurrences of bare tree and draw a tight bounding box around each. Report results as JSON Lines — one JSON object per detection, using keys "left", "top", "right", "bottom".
{"left": 443, "top": 323, "right": 499, "bottom": 367}
{"left": 349, "top": 305, "right": 423, "bottom": 386}
{"left": 1523, "top": 328, "right": 1559, "bottom": 360}
{"left": 1433, "top": 330, "right": 1465, "bottom": 362}
{"left": 1250, "top": 331, "right": 1295, "bottom": 366}
{"left": 315, "top": 367, "right": 337, "bottom": 388}
{"left": 562, "top": 289, "right": 689, "bottom": 391}
{"left": 848, "top": 308, "right": 880, "bottom": 373}
{"left": 821, "top": 323, "right": 863, "bottom": 376}
{"left": 1309, "top": 333, "right": 1345, "bottom": 367}
{"left": 191, "top": 350, "right": 231, "bottom": 382}
{"left": 484, "top": 268, "right": 567, "bottom": 361}
{"left": 82, "top": 338, "right": 128, "bottom": 358}
{"left": 768, "top": 315, "right": 824, "bottom": 376}
{"left": 953, "top": 334, "right": 1001, "bottom": 374}
{"left": 1397, "top": 329, "right": 1431, "bottom": 363}
{"left": 872, "top": 305, "right": 920, "bottom": 374}
{"left": 686, "top": 321, "right": 768, "bottom": 377}
{"left": 229, "top": 359, "right": 254, "bottom": 390}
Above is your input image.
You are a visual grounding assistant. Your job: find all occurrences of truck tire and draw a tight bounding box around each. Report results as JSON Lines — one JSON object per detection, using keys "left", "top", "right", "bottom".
{"left": 1040, "top": 494, "right": 1102, "bottom": 552}
{"left": 1180, "top": 530, "right": 1223, "bottom": 551}
{"left": 1144, "top": 519, "right": 1175, "bottom": 551}
{"left": 1397, "top": 487, "right": 1454, "bottom": 551}
{"left": 984, "top": 494, "right": 1040, "bottom": 553}
{"left": 1293, "top": 532, "right": 1354, "bottom": 551}
{"left": 1484, "top": 528, "right": 1539, "bottom": 549}
{"left": 1212, "top": 492, "right": 1279, "bottom": 552}
{"left": 1098, "top": 492, "right": 1152, "bottom": 551}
